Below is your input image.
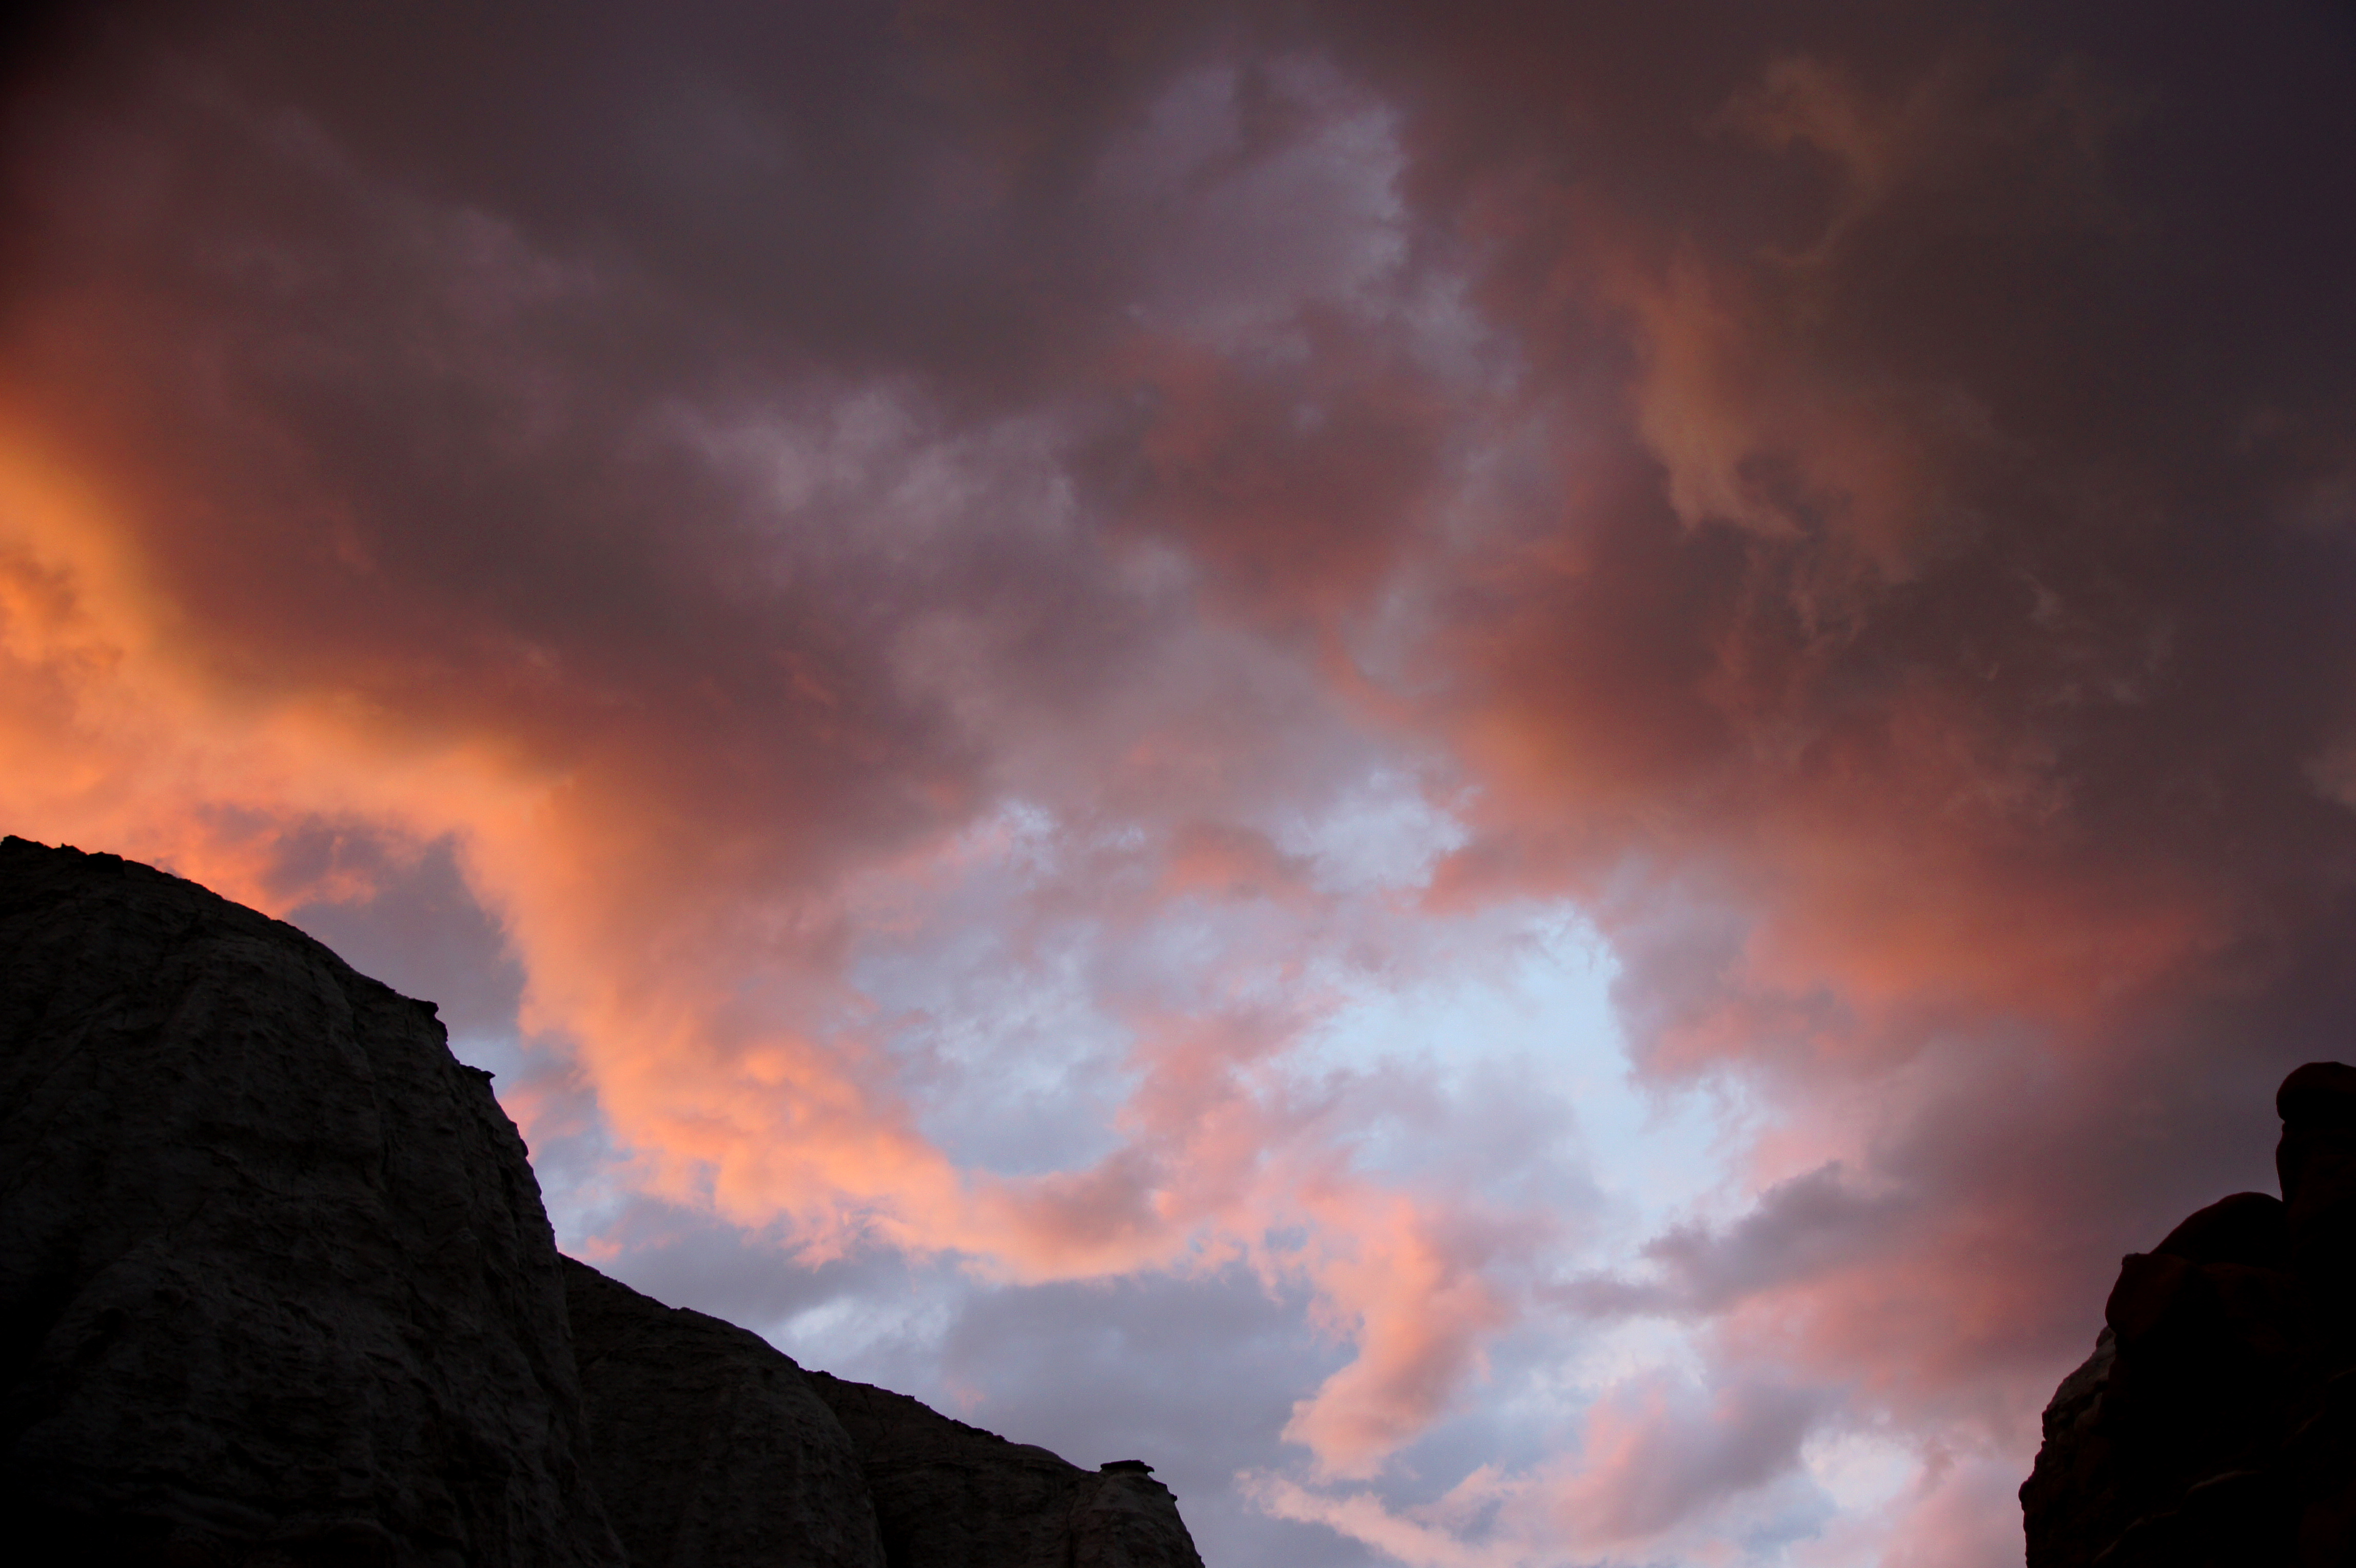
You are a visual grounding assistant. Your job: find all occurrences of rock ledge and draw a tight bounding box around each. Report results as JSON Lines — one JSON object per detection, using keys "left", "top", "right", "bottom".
{"left": 2022, "top": 1063, "right": 2356, "bottom": 1566}
{"left": 0, "top": 836, "right": 1206, "bottom": 1568}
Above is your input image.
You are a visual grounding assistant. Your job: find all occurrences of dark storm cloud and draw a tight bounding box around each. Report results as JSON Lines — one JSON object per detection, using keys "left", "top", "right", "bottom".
{"left": 6, "top": 3, "right": 2356, "bottom": 1563}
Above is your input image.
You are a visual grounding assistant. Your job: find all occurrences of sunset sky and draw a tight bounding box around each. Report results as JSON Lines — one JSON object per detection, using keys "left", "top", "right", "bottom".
{"left": 6, "top": 3, "right": 2356, "bottom": 1563}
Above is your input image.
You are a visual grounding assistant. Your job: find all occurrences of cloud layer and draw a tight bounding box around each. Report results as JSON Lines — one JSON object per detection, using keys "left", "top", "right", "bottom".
{"left": 6, "top": 3, "right": 2355, "bottom": 1562}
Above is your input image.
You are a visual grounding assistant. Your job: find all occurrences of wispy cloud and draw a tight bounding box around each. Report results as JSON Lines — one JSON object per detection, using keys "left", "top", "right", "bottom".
{"left": 7, "top": 3, "right": 2353, "bottom": 1563}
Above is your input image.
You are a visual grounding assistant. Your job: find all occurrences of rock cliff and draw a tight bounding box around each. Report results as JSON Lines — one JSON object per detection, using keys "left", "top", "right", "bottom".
{"left": 0, "top": 836, "right": 625, "bottom": 1568}
{"left": 2021, "top": 1063, "right": 2356, "bottom": 1566}
{"left": 808, "top": 1371, "right": 1206, "bottom": 1568}
{"left": 563, "top": 1259, "right": 885, "bottom": 1568}
{"left": 0, "top": 837, "right": 1206, "bottom": 1568}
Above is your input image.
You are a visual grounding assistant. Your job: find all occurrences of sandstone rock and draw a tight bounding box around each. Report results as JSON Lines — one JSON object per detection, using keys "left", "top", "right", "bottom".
{"left": 2152, "top": 1190, "right": 2290, "bottom": 1269}
{"left": 807, "top": 1372, "right": 1206, "bottom": 1568}
{"left": 0, "top": 836, "right": 1211, "bottom": 1568}
{"left": 562, "top": 1258, "right": 886, "bottom": 1568}
{"left": 2280, "top": 1063, "right": 2356, "bottom": 1301}
{"left": 2023, "top": 1065, "right": 2356, "bottom": 1567}
{"left": 0, "top": 837, "right": 625, "bottom": 1567}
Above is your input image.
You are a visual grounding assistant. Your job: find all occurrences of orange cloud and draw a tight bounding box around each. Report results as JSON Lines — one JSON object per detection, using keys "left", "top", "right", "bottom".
{"left": 12, "top": 8, "right": 2356, "bottom": 1562}
{"left": 1, "top": 356, "right": 1519, "bottom": 1477}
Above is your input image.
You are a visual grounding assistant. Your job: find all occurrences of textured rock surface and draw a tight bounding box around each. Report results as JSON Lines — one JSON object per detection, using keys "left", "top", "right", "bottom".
{"left": 0, "top": 836, "right": 626, "bottom": 1567}
{"left": 0, "top": 836, "right": 1210, "bottom": 1568}
{"left": 2021, "top": 1064, "right": 2356, "bottom": 1566}
{"left": 808, "top": 1371, "right": 1206, "bottom": 1568}
{"left": 563, "top": 1258, "right": 887, "bottom": 1568}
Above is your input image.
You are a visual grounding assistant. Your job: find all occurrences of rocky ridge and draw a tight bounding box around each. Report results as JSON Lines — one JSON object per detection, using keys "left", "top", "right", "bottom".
{"left": 808, "top": 1371, "right": 1203, "bottom": 1568}
{"left": 2022, "top": 1063, "right": 2356, "bottom": 1566}
{"left": 562, "top": 1261, "right": 884, "bottom": 1568}
{"left": 0, "top": 836, "right": 1206, "bottom": 1568}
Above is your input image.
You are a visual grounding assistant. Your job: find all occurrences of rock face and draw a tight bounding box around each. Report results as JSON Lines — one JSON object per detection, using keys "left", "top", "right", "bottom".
{"left": 0, "top": 836, "right": 1209, "bottom": 1568}
{"left": 2021, "top": 1063, "right": 2356, "bottom": 1566}
{"left": 0, "top": 837, "right": 625, "bottom": 1567}
{"left": 808, "top": 1373, "right": 1206, "bottom": 1568}
{"left": 563, "top": 1259, "right": 886, "bottom": 1568}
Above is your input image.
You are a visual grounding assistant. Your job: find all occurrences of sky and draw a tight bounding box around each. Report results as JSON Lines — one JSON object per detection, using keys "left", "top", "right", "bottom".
{"left": 4, "top": 3, "right": 2355, "bottom": 1563}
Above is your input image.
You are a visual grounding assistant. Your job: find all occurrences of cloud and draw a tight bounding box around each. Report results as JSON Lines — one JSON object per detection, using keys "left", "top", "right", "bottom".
{"left": 1557, "top": 1370, "right": 1827, "bottom": 1544}
{"left": 1559, "top": 1162, "right": 1910, "bottom": 1317}
{"left": 1251, "top": 1367, "right": 1835, "bottom": 1563}
{"left": 1249, "top": 1472, "right": 1525, "bottom": 1568}
{"left": 7, "top": 3, "right": 2356, "bottom": 1564}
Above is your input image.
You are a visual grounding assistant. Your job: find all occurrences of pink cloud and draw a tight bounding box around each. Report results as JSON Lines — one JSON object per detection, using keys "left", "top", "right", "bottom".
{"left": 8, "top": 4, "right": 2356, "bottom": 1563}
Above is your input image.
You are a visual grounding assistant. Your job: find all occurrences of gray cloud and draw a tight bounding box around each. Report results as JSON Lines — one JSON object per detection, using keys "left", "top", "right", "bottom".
{"left": 8, "top": 3, "right": 2356, "bottom": 1563}
{"left": 1557, "top": 1163, "right": 1911, "bottom": 1318}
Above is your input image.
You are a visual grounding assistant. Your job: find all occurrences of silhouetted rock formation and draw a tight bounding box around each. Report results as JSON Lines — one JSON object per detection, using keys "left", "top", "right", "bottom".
{"left": 563, "top": 1259, "right": 886, "bottom": 1568}
{"left": 0, "top": 837, "right": 1207, "bottom": 1568}
{"left": 808, "top": 1372, "right": 1206, "bottom": 1568}
{"left": 0, "top": 836, "right": 627, "bottom": 1567}
{"left": 2022, "top": 1063, "right": 2356, "bottom": 1566}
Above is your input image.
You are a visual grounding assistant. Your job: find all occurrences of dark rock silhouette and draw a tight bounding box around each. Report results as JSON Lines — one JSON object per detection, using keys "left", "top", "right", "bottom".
{"left": 808, "top": 1372, "right": 1206, "bottom": 1568}
{"left": 2022, "top": 1063, "right": 2356, "bottom": 1566}
{"left": 563, "top": 1259, "right": 886, "bottom": 1568}
{"left": 0, "top": 836, "right": 1206, "bottom": 1567}
{"left": 0, "top": 835, "right": 627, "bottom": 1568}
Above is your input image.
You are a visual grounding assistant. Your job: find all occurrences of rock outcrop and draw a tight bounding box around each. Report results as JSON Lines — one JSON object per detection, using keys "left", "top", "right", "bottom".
{"left": 808, "top": 1373, "right": 1205, "bottom": 1568}
{"left": 563, "top": 1259, "right": 886, "bottom": 1568}
{"left": 0, "top": 836, "right": 626, "bottom": 1567}
{"left": 2022, "top": 1063, "right": 2356, "bottom": 1566}
{"left": 0, "top": 837, "right": 1207, "bottom": 1568}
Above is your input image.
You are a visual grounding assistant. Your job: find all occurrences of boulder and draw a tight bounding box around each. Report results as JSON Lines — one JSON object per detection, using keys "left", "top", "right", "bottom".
{"left": 2280, "top": 1063, "right": 2356, "bottom": 1300}
{"left": 2151, "top": 1190, "right": 2291, "bottom": 1269}
{"left": 562, "top": 1258, "right": 886, "bottom": 1568}
{"left": 807, "top": 1372, "right": 1205, "bottom": 1568}
{"left": 0, "top": 836, "right": 625, "bottom": 1567}
{"left": 2022, "top": 1066, "right": 2356, "bottom": 1567}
